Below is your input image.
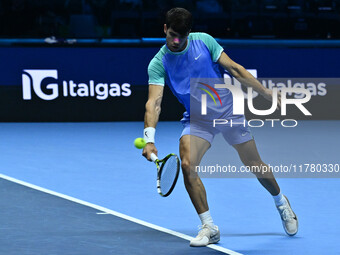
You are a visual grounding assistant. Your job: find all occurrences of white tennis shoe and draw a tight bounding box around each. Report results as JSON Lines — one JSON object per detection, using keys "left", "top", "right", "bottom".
{"left": 190, "top": 224, "right": 220, "bottom": 247}
{"left": 277, "top": 195, "right": 298, "bottom": 236}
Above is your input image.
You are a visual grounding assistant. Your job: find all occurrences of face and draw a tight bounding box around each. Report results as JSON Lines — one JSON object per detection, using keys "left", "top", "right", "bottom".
{"left": 164, "top": 25, "right": 189, "bottom": 52}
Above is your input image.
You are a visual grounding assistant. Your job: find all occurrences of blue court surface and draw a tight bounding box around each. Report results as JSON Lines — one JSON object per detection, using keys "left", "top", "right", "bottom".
{"left": 0, "top": 121, "right": 339, "bottom": 255}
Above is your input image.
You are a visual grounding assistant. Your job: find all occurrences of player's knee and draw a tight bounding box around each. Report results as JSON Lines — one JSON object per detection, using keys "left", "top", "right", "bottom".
{"left": 244, "top": 160, "right": 271, "bottom": 176}
{"left": 181, "top": 159, "right": 190, "bottom": 173}
{"left": 244, "top": 159, "right": 262, "bottom": 167}
{"left": 181, "top": 160, "right": 200, "bottom": 179}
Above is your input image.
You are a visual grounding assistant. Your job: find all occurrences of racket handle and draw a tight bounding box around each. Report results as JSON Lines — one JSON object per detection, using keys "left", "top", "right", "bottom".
{"left": 150, "top": 153, "right": 158, "bottom": 162}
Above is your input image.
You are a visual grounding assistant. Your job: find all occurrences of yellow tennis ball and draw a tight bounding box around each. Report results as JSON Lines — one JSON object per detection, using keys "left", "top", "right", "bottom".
{"left": 134, "top": 138, "right": 146, "bottom": 149}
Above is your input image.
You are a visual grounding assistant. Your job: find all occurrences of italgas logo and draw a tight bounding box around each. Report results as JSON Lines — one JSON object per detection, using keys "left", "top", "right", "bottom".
{"left": 22, "top": 69, "right": 131, "bottom": 101}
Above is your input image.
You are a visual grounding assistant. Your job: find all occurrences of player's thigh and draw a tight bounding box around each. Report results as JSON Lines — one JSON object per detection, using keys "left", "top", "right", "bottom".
{"left": 233, "top": 139, "right": 263, "bottom": 166}
{"left": 180, "top": 135, "right": 211, "bottom": 172}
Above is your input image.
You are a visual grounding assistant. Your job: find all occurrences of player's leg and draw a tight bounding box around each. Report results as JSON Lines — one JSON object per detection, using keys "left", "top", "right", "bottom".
{"left": 233, "top": 139, "right": 280, "bottom": 195}
{"left": 180, "top": 134, "right": 220, "bottom": 246}
{"left": 233, "top": 139, "right": 298, "bottom": 236}
{"left": 221, "top": 118, "right": 282, "bottom": 195}
{"left": 180, "top": 134, "right": 210, "bottom": 214}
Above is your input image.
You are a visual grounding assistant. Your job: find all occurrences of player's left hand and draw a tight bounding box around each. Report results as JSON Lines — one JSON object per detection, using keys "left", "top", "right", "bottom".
{"left": 262, "top": 88, "right": 281, "bottom": 110}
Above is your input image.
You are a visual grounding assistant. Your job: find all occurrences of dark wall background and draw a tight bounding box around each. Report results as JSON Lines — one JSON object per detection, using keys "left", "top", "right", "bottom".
{"left": 1, "top": 0, "right": 339, "bottom": 39}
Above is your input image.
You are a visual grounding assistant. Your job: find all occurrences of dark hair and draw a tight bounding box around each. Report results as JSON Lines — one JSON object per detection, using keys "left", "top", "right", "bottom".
{"left": 165, "top": 8, "right": 192, "bottom": 36}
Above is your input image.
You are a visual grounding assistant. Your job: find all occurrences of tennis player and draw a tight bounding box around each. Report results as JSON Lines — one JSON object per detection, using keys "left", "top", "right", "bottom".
{"left": 142, "top": 7, "right": 298, "bottom": 247}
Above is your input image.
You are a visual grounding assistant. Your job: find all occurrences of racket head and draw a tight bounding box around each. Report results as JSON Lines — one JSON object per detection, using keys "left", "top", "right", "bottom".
{"left": 157, "top": 153, "right": 180, "bottom": 197}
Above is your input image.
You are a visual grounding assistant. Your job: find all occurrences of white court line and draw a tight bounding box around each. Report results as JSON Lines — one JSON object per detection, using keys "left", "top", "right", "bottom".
{"left": 0, "top": 173, "right": 243, "bottom": 255}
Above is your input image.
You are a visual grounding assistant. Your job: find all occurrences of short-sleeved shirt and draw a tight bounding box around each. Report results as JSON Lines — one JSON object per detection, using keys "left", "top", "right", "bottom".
{"left": 148, "top": 32, "right": 233, "bottom": 121}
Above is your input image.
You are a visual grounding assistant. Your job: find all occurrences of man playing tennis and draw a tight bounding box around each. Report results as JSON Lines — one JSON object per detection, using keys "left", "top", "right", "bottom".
{"left": 142, "top": 7, "right": 298, "bottom": 247}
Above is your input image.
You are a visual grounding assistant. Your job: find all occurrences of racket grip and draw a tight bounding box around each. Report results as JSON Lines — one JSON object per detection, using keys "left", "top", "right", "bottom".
{"left": 150, "top": 153, "right": 158, "bottom": 162}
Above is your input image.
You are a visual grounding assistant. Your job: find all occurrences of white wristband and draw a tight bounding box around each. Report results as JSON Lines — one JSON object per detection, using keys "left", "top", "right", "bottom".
{"left": 144, "top": 127, "right": 156, "bottom": 144}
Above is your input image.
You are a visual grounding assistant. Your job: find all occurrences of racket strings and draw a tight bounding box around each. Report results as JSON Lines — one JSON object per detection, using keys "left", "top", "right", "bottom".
{"left": 160, "top": 156, "right": 179, "bottom": 194}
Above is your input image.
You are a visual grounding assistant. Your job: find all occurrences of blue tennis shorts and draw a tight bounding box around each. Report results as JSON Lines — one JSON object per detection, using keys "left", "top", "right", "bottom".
{"left": 180, "top": 116, "right": 253, "bottom": 145}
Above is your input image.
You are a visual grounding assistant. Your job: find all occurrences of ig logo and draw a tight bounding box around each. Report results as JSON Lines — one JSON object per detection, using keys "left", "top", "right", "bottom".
{"left": 22, "top": 69, "right": 59, "bottom": 100}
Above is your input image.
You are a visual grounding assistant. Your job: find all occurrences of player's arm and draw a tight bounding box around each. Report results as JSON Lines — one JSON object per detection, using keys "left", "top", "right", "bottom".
{"left": 144, "top": 84, "right": 164, "bottom": 128}
{"left": 217, "top": 52, "right": 280, "bottom": 106}
{"left": 142, "top": 84, "right": 164, "bottom": 161}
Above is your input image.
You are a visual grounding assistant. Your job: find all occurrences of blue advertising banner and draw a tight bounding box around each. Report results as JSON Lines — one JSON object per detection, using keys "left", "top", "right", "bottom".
{"left": 0, "top": 47, "right": 158, "bottom": 86}
{"left": 0, "top": 46, "right": 339, "bottom": 121}
{"left": 0, "top": 47, "right": 340, "bottom": 86}
{"left": 224, "top": 48, "right": 340, "bottom": 78}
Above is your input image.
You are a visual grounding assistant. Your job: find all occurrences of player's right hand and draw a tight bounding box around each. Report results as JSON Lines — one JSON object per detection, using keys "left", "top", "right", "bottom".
{"left": 142, "top": 143, "right": 158, "bottom": 161}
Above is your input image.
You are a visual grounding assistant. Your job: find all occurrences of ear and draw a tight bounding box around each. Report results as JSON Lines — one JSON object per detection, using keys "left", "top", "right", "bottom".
{"left": 164, "top": 24, "right": 167, "bottom": 35}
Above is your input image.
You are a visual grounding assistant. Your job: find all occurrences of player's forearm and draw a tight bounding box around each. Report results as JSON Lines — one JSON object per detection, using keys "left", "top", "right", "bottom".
{"left": 233, "top": 65, "right": 266, "bottom": 95}
{"left": 144, "top": 99, "right": 161, "bottom": 128}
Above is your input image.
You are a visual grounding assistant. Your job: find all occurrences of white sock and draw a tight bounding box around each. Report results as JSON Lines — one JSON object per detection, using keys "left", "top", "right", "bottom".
{"left": 273, "top": 192, "right": 287, "bottom": 206}
{"left": 199, "top": 210, "right": 214, "bottom": 227}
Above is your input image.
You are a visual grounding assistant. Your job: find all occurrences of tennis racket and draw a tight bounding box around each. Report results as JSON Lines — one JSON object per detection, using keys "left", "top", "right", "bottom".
{"left": 150, "top": 153, "right": 180, "bottom": 197}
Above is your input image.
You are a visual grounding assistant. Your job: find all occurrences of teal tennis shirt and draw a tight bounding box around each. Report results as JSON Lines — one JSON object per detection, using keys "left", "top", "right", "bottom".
{"left": 148, "top": 32, "right": 233, "bottom": 121}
